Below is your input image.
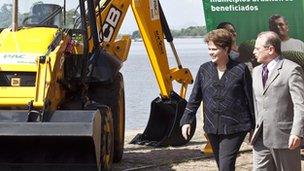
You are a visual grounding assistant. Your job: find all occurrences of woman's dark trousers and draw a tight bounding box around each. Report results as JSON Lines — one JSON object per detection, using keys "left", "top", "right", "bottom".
{"left": 207, "top": 132, "right": 247, "bottom": 171}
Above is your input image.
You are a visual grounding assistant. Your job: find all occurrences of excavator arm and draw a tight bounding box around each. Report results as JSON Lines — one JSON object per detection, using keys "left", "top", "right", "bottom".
{"left": 85, "top": 0, "right": 197, "bottom": 146}
{"left": 0, "top": 0, "right": 197, "bottom": 169}
{"left": 92, "top": 0, "right": 193, "bottom": 98}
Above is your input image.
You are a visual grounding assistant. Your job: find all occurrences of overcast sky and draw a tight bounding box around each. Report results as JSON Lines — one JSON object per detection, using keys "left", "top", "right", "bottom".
{"left": 0, "top": 0, "right": 205, "bottom": 34}
{"left": 121, "top": 0, "right": 205, "bottom": 34}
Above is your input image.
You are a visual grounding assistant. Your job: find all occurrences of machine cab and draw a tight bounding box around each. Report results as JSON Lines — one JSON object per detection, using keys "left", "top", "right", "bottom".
{"left": 23, "top": 3, "right": 63, "bottom": 27}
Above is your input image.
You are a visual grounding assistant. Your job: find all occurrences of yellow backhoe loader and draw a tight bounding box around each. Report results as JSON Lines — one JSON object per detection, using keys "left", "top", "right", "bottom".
{"left": 0, "top": 0, "right": 195, "bottom": 170}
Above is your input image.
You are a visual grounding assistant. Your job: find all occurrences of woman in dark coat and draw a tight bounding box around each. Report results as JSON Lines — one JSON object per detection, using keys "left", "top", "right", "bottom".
{"left": 180, "top": 29, "right": 255, "bottom": 171}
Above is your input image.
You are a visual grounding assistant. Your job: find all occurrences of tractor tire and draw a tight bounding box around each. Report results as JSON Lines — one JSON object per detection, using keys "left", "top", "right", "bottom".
{"left": 100, "top": 106, "right": 114, "bottom": 171}
{"left": 89, "top": 72, "right": 125, "bottom": 163}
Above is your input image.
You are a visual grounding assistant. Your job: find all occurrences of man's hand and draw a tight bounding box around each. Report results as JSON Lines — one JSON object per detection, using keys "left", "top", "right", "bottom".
{"left": 181, "top": 124, "right": 191, "bottom": 140}
{"left": 288, "top": 134, "right": 301, "bottom": 150}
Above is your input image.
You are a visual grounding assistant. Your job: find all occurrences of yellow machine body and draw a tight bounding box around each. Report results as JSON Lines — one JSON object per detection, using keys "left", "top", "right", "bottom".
{"left": 0, "top": 28, "right": 67, "bottom": 110}
{"left": 0, "top": 0, "right": 196, "bottom": 169}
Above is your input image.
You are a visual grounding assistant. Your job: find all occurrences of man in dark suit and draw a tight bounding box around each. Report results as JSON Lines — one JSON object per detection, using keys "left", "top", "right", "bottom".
{"left": 251, "top": 31, "right": 304, "bottom": 171}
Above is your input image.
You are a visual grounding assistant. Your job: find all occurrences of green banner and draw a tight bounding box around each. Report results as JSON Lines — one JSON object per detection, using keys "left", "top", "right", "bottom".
{"left": 202, "top": 0, "right": 304, "bottom": 43}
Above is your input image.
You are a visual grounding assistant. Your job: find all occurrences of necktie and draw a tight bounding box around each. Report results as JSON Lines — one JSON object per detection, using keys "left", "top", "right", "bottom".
{"left": 262, "top": 64, "right": 268, "bottom": 88}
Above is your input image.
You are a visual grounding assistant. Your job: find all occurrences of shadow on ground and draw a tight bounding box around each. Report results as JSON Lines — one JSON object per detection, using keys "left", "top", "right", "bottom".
{"left": 124, "top": 140, "right": 207, "bottom": 151}
{"left": 113, "top": 146, "right": 210, "bottom": 170}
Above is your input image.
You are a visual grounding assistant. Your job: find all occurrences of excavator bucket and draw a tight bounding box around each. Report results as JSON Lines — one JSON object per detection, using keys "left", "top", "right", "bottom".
{"left": 130, "top": 92, "right": 196, "bottom": 147}
{"left": 0, "top": 107, "right": 111, "bottom": 170}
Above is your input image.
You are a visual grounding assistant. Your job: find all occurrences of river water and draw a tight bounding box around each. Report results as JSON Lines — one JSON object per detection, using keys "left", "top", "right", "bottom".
{"left": 121, "top": 38, "right": 209, "bottom": 130}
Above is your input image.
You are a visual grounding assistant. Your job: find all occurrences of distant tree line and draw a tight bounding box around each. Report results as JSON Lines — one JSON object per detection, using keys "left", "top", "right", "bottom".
{"left": 0, "top": 3, "right": 13, "bottom": 27}
{"left": 131, "top": 26, "right": 207, "bottom": 39}
{"left": 0, "top": 3, "right": 206, "bottom": 39}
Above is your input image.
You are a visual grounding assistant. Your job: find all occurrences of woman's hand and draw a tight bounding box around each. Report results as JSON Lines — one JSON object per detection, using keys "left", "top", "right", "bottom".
{"left": 248, "top": 130, "right": 254, "bottom": 145}
{"left": 181, "top": 124, "right": 191, "bottom": 140}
